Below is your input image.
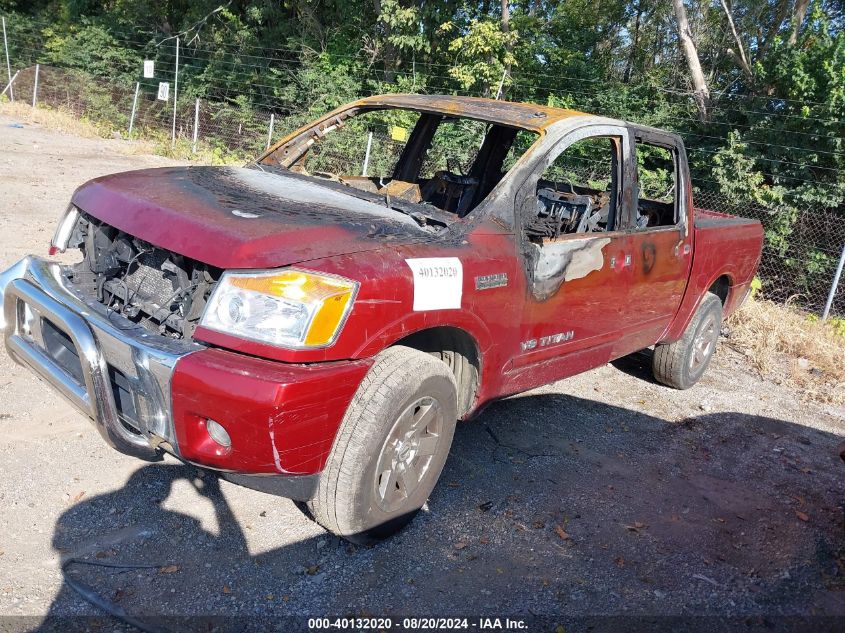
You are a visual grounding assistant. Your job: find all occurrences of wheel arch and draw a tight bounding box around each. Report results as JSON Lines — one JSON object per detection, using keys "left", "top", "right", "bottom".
{"left": 708, "top": 273, "right": 733, "bottom": 305}
{"left": 662, "top": 269, "right": 735, "bottom": 344}
{"left": 391, "top": 326, "right": 481, "bottom": 418}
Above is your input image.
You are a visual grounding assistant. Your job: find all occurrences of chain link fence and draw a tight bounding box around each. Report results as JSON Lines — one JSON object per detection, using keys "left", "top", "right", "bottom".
{"left": 3, "top": 64, "right": 844, "bottom": 319}
{"left": 693, "top": 190, "right": 844, "bottom": 317}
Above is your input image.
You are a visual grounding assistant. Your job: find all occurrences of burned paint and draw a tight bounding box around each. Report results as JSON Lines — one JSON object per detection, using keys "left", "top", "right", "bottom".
{"left": 261, "top": 96, "right": 586, "bottom": 169}
{"left": 641, "top": 241, "right": 657, "bottom": 275}
{"left": 529, "top": 237, "right": 611, "bottom": 300}
{"left": 70, "top": 166, "right": 435, "bottom": 270}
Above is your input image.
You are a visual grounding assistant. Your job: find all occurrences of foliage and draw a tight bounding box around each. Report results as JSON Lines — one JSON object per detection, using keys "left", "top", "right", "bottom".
{"left": 0, "top": 0, "right": 843, "bottom": 309}
{"left": 443, "top": 18, "right": 518, "bottom": 95}
{"left": 40, "top": 21, "right": 141, "bottom": 83}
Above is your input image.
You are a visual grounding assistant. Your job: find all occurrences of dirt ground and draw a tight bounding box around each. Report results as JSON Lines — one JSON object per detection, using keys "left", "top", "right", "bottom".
{"left": 0, "top": 113, "right": 844, "bottom": 631}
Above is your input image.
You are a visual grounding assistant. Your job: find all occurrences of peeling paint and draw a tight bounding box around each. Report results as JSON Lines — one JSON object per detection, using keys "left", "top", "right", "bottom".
{"left": 530, "top": 237, "right": 610, "bottom": 300}
{"left": 641, "top": 241, "right": 657, "bottom": 274}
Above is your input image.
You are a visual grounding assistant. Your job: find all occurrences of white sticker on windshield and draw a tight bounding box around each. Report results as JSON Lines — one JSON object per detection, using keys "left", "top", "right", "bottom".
{"left": 406, "top": 258, "right": 463, "bottom": 311}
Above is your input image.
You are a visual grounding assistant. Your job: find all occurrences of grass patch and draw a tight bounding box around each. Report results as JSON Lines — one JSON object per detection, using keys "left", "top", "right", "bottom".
{"left": 0, "top": 100, "right": 245, "bottom": 165}
{"left": 0, "top": 100, "right": 104, "bottom": 138}
{"left": 726, "top": 297, "right": 845, "bottom": 406}
{"left": 129, "top": 132, "right": 246, "bottom": 165}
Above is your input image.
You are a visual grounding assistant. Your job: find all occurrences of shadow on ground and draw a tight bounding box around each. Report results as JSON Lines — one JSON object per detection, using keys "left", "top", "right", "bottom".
{"left": 34, "top": 393, "right": 845, "bottom": 631}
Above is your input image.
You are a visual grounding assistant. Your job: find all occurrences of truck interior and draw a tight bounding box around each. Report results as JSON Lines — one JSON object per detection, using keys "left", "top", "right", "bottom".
{"left": 523, "top": 134, "right": 680, "bottom": 245}
{"left": 262, "top": 107, "right": 539, "bottom": 217}
{"left": 525, "top": 136, "right": 622, "bottom": 241}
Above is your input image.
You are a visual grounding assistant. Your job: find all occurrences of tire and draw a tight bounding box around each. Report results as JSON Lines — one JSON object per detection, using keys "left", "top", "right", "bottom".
{"left": 308, "top": 345, "right": 458, "bottom": 544}
{"left": 652, "top": 292, "right": 723, "bottom": 390}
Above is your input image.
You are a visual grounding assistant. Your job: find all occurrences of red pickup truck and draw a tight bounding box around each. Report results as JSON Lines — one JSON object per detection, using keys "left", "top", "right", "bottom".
{"left": 0, "top": 95, "right": 762, "bottom": 542}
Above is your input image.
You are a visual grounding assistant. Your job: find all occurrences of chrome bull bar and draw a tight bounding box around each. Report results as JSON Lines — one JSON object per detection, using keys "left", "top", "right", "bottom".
{"left": 5, "top": 277, "right": 102, "bottom": 419}
{"left": 0, "top": 256, "right": 201, "bottom": 457}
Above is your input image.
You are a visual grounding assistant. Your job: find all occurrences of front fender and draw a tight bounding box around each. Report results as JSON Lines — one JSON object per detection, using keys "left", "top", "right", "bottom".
{"left": 354, "top": 309, "right": 493, "bottom": 360}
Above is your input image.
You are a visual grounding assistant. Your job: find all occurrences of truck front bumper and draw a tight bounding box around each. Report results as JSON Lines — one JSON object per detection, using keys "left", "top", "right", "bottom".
{"left": 0, "top": 256, "right": 371, "bottom": 500}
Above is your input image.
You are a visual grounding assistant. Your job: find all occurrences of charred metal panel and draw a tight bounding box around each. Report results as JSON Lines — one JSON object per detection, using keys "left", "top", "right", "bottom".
{"left": 353, "top": 94, "right": 584, "bottom": 131}
{"left": 260, "top": 96, "right": 586, "bottom": 166}
{"left": 529, "top": 237, "right": 611, "bottom": 300}
{"left": 71, "top": 166, "right": 434, "bottom": 270}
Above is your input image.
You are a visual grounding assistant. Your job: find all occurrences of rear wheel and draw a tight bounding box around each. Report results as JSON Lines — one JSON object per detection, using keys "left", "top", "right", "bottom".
{"left": 652, "top": 292, "right": 722, "bottom": 389}
{"left": 308, "top": 346, "right": 458, "bottom": 544}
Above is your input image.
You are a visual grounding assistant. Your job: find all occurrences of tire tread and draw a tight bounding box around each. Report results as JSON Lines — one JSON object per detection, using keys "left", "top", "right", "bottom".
{"left": 653, "top": 292, "right": 722, "bottom": 390}
{"left": 309, "top": 346, "right": 456, "bottom": 541}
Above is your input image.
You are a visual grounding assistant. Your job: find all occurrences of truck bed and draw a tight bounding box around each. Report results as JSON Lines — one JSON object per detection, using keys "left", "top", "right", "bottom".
{"left": 693, "top": 207, "right": 762, "bottom": 230}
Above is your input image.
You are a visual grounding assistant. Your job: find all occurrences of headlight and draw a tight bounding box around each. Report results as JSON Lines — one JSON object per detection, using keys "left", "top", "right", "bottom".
{"left": 200, "top": 269, "right": 358, "bottom": 349}
{"left": 49, "top": 204, "right": 80, "bottom": 255}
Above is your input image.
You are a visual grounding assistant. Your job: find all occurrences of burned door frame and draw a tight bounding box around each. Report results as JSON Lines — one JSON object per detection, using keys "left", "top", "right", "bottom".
{"left": 614, "top": 127, "right": 694, "bottom": 355}
{"left": 500, "top": 123, "right": 637, "bottom": 393}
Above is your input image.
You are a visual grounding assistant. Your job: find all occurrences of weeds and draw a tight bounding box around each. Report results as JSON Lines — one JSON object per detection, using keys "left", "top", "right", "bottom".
{"left": 0, "top": 100, "right": 244, "bottom": 165}
{"left": 0, "top": 100, "right": 102, "bottom": 138}
{"left": 726, "top": 297, "right": 845, "bottom": 406}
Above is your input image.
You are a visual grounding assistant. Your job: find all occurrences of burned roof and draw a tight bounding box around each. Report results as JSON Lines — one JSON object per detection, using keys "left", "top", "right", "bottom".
{"left": 260, "top": 93, "right": 590, "bottom": 166}
{"left": 354, "top": 94, "right": 586, "bottom": 132}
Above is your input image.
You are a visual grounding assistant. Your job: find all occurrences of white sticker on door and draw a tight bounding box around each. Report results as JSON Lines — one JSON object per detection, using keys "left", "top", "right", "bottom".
{"left": 406, "top": 258, "right": 463, "bottom": 311}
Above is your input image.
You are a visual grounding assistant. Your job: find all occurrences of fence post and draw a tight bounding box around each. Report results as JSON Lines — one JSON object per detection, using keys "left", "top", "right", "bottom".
{"left": 171, "top": 36, "right": 179, "bottom": 148}
{"left": 31, "top": 63, "right": 39, "bottom": 108}
{"left": 2, "top": 16, "right": 12, "bottom": 102}
{"left": 821, "top": 241, "right": 845, "bottom": 322}
{"left": 0, "top": 69, "right": 17, "bottom": 98}
{"left": 192, "top": 97, "right": 200, "bottom": 153}
{"left": 266, "top": 113, "right": 275, "bottom": 150}
{"left": 362, "top": 131, "right": 373, "bottom": 176}
{"left": 128, "top": 81, "right": 139, "bottom": 136}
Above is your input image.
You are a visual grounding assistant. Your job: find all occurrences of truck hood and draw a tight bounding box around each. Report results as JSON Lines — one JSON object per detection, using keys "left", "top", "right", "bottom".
{"left": 71, "top": 166, "right": 427, "bottom": 269}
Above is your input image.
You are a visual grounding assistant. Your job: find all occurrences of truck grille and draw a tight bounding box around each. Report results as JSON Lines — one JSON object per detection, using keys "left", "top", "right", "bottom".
{"left": 65, "top": 213, "right": 221, "bottom": 339}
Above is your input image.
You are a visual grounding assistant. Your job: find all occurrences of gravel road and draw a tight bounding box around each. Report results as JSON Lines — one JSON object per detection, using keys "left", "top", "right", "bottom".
{"left": 0, "top": 114, "right": 844, "bottom": 632}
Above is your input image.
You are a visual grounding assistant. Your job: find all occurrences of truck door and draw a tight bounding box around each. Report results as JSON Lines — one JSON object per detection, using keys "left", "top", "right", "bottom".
{"left": 502, "top": 125, "right": 635, "bottom": 393}
{"left": 617, "top": 130, "right": 693, "bottom": 354}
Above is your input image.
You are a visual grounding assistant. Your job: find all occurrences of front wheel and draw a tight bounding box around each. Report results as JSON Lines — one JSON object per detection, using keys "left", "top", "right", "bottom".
{"left": 652, "top": 292, "right": 723, "bottom": 389}
{"left": 308, "top": 346, "right": 458, "bottom": 544}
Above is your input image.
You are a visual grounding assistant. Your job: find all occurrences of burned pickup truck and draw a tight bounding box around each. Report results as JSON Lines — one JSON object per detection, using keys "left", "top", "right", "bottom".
{"left": 0, "top": 95, "right": 762, "bottom": 542}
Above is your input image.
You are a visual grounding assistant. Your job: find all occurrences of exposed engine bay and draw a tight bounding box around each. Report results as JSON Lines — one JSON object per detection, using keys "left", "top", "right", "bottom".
{"left": 64, "top": 213, "right": 220, "bottom": 339}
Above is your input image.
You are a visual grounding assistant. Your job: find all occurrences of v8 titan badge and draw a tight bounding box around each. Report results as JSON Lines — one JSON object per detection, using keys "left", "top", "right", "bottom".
{"left": 406, "top": 257, "right": 463, "bottom": 311}
{"left": 475, "top": 272, "right": 508, "bottom": 290}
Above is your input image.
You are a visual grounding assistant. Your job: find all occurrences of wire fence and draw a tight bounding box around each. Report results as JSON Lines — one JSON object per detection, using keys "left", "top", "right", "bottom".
{"left": 3, "top": 62, "right": 844, "bottom": 319}
{"left": 692, "top": 190, "right": 844, "bottom": 318}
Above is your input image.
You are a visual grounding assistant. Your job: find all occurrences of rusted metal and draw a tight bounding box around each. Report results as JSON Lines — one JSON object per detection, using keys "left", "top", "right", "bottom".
{"left": 260, "top": 94, "right": 585, "bottom": 168}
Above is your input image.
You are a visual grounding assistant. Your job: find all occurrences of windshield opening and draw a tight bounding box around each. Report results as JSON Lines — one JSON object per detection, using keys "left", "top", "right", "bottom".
{"left": 261, "top": 107, "right": 539, "bottom": 218}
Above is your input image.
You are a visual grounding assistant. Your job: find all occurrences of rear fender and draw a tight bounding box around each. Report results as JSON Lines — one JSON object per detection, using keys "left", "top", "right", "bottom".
{"left": 661, "top": 268, "right": 736, "bottom": 343}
